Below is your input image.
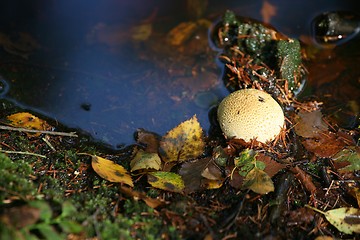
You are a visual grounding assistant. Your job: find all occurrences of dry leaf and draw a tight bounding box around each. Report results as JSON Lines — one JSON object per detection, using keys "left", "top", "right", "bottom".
{"left": 147, "top": 171, "right": 185, "bottom": 193}
{"left": 179, "top": 157, "right": 210, "bottom": 193}
{"left": 91, "top": 155, "right": 133, "bottom": 187}
{"left": 159, "top": 115, "right": 205, "bottom": 162}
{"left": 242, "top": 167, "right": 274, "bottom": 194}
{"left": 119, "top": 185, "right": 167, "bottom": 209}
{"left": 135, "top": 128, "right": 160, "bottom": 153}
{"left": 306, "top": 205, "right": 360, "bottom": 234}
{"left": 6, "top": 112, "right": 52, "bottom": 135}
{"left": 302, "top": 132, "right": 345, "bottom": 158}
{"left": 130, "top": 149, "right": 161, "bottom": 172}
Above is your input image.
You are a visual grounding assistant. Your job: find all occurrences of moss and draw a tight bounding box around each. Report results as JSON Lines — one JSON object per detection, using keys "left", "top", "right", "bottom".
{"left": 0, "top": 153, "right": 36, "bottom": 201}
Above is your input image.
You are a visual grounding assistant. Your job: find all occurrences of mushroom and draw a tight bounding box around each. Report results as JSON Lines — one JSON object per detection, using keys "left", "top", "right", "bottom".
{"left": 217, "top": 89, "right": 284, "bottom": 143}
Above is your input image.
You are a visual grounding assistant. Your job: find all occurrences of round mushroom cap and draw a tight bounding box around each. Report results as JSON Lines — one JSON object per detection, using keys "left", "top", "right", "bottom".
{"left": 217, "top": 89, "right": 284, "bottom": 143}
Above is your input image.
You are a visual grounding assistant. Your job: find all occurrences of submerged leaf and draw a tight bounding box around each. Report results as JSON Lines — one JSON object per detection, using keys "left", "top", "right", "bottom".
{"left": 91, "top": 155, "right": 133, "bottom": 187}
{"left": 159, "top": 115, "right": 205, "bottom": 162}
{"left": 148, "top": 171, "right": 184, "bottom": 193}
{"left": 242, "top": 167, "right": 274, "bottom": 194}
{"left": 130, "top": 149, "right": 161, "bottom": 172}
{"left": 306, "top": 205, "right": 360, "bottom": 234}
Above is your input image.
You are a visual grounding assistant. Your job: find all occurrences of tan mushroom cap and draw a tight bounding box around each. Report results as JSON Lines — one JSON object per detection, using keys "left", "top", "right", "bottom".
{"left": 217, "top": 89, "right": 284, "bottom": 143}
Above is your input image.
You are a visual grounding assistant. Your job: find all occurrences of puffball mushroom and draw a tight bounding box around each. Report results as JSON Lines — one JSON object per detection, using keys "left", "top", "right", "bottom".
{"left": 217, "top": 89, "right": 285, "bottom": 143}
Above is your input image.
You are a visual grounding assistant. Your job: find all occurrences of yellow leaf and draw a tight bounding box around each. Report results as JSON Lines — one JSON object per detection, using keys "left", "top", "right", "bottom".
{"left": 91, "top": 155, "right": 133, "bottom": 187}
{"left": 159, "top": 115, "right": 205, "bottom": 162}
{"left": 130, "top": 149, "right": 161, "bottom": 172}
{"left": 242, "top": 167, "right": 274, "bottom": 194}
{"left": 306, "top": 205, "right": 360, "bottom": 234}
{"left": 147, "top": 171, "right": 184, "bottom": 193}
{"left": 7, "top": 112, "right": 51, "bottom": 135}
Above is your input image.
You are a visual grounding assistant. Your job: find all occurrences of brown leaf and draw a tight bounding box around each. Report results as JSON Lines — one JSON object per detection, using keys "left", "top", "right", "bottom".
{"left": 0, "top": 205, "right": 40, "bottom": 229}
{"left": 179, "top": 157, "right": 210, "bottom": 193}
{"left": 119, "top": 185, "right": 167, "bottom": 209}
{"left": 294, "top": 110, "right": 328, "bottom": 138}
{"left": 256, "top": 153, "right": 286, "bottom": 178}
{"left": 302, "top": 131, "right": 345, "bottom": 158}
{"left": 135, "top": 128, "right": 160, "bottom": 153}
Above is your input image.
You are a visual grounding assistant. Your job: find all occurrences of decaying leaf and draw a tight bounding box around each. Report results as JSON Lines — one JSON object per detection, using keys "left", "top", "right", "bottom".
{"left": 179, "top": 157, "right": 210, "bottom": 193}
{"left": 130, "top": 149, "right": 161, "bottom": 172}
{"left": 333, "top": 147, "right": 360, "bottom": 172}
{"left": 135, "top": 128, "right": 161, "bottom": 153}
{"left": 148, "top": 171, "right": 185, "bottom": 193}
{"left": 159, "top": 115, "right": 205, "bottom": 163}
{"left": 294, "top": 110, "right": 328, "bottom": 138}
{"left": 119, "top": 185, "right": 167, "bottom": 209}
{"left": 6, "top": 112, "right": 52, "bottom": 135}
{"left": 302, "top": 131, "right": 345, "bottom": 158}
{"left": 242, "top": 167, "right": 274, "bottom": 194}
{"left": 306, "top": 205, "right": 360, "bottom": 234}
{"left": 91, "top": 155, "right": 133, "bottom": 187}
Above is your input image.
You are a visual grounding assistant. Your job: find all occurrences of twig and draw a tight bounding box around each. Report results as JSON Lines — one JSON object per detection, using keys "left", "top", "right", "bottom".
{"left": 0, "top": 125, "right": 78, "bottom": 137}
{"left": 0, "top": 149, "right": 46, "bottom": 158}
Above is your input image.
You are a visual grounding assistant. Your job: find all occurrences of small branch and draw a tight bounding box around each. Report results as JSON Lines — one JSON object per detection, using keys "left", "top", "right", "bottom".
{"left": 0, "top": 125, "right": 78, "bottom": 137}
{"left": 0, "top": 149, "right": 47, "bottom": 158}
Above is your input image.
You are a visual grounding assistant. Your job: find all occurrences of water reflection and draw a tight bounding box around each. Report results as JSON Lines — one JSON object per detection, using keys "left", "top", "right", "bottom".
{"left": 0, "top": 0, "right": 359, "bottom": 148}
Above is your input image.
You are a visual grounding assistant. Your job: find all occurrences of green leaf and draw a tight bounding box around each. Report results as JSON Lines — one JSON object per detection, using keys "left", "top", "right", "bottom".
{"left": 130, "top": 150, "right": 161, "bottom": 171}
{"left": 242, "top": 168, "right": 274, "bottom": 194}
{"left": 333, "top": 147, "right": 360, "bottom": 172}
{"left": 58, "top": 220, "right": 83, "bottom": 233}
{"left": 306, "top": 205, "right": 360, "bottom": 234}
{"left": 147, "top": 171, "right": 185, "bottom": 193}
{"left": 234, "top": 149, "right": 257, "bottom": 176}
{"left": 59, "top": 201, "right": 77, "bottom": 219}
{"left": 34, "top": 223, "right": 63, "bottom": 240}
{"left": 28, "top": 201, "right": 52, "bottom": 223}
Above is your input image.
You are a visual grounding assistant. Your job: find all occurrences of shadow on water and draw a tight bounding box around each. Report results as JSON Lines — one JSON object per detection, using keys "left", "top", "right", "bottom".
{"left": 0, "top": 0, "right": 358, "bottom": 148}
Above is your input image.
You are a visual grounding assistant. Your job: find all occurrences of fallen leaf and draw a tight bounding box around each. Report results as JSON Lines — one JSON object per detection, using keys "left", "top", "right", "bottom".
{"left": 0, "top": 204, "right": 40, "bottom": 229}
{"left": 294, "top": 110, "right": 328, "bottom": 138}
{"left": 256, "top": 153, "right": 286, "bottom": 178}
{"left": 242, "top": 167, "right": 274, "bottom": 194}
{"left": 148, "top": 171, "right": 185, "bottom": 193}
{"left": 6, "top": 112, "right": 52, "bottom": 135}
{"left": 306, "top": 205, "right": 360, "bottom": 234}
{"left": 119, "top": 185, "right": 167, "bottom": 208}
{"left": 179, "top": 157, "right": 210, "bottom": 193}
{"left": 91, "top": 155, "right": 133, "bottom": 187}
{"left": 302, "top": 131, "right": 345, "bottom": 158}
{"left": 130, "top": 149, "right": 162, "bottom": 172}
{"left": 135, "top": 128, "right": 160, "bottom": 153}
{"left": 159, "top": 115, "right": 205, "bottom": 162}
{"left": 333, "top": 147, "right": 360, "bottom": 172}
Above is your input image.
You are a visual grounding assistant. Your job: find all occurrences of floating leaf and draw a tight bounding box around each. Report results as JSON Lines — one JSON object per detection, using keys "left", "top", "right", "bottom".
{"left": 91, "top": 155, "right": 133, "bottom": 187}
{"left": 6, "top": 112, "right": 51, "bottom": 135}
{"left": 130, "top": 149, "right": 161, "bottom": 172}
{"left": 333, "top": 147, "right": 360, "bottom": 172}
{"left": 159, "top": 115, "right": 205, "bottom": 162}
{"left": 242, "top": 167, "right": 274, "bottom": 194}
{"left": 306, "top": 205, "right": 360, "bottom": 234}
{"left": 147, "top": 171, "right": 184, "bottom": 193}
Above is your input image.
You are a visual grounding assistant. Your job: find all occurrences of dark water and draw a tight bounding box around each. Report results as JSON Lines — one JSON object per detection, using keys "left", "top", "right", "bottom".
{"left": 0, "top": 0, "right": 358, "bottom": 148}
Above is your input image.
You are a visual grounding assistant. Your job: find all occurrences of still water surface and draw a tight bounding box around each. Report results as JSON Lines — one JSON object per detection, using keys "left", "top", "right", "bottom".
{"left": 0, "top": 0, "right": 358, "bottom": 148}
